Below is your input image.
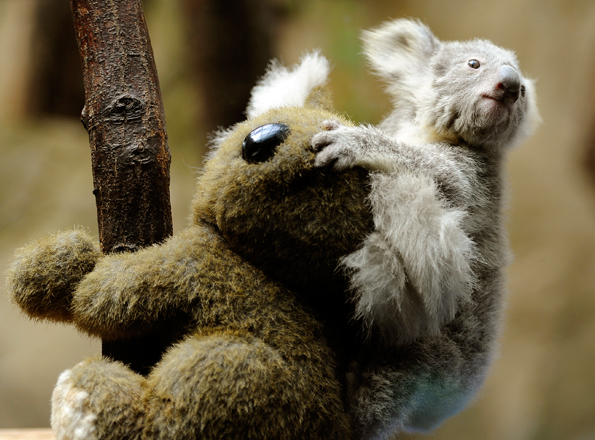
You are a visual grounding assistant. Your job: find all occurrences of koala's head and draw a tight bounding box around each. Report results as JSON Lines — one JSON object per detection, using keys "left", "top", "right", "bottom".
{"left": 363, "top": 19, "right": 539, "bottom": 150}
{"left": 192, "top": 52, "right": 373, "bottom": 299}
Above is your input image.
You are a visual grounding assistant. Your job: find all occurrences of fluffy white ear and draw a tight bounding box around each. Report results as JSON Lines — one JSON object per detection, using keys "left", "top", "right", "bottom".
{"left": 246, "top": 51, "right": 332, "bottom": 119}
{"left": 362, "top": 19, "right": 439, "bottom": 82}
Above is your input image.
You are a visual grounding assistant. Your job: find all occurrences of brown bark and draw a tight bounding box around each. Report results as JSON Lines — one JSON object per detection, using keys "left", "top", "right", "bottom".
{"left": 71, "top": 0, "right": 173, "bottom": 375}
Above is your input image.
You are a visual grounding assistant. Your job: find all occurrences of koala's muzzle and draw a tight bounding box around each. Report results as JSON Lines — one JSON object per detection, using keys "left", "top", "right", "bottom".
{"left": 242, "top": 123, "right": 291, "bottom": 163}
{"left": 496, "top": 65, "right": 521, "bottom": 104}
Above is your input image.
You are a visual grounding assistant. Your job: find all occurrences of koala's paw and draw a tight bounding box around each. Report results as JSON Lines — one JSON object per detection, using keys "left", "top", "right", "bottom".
{"left": 71, "top": 255, "right": 143, "bottom": 337}
{"left": 6, "top": 228, "right": 101, "bottom": 322}
{"left": 52, "top": 369, "right": 98, "bottom": 440}
{"left": 312, "top": 120, "right": 361, "bottom": 171}
{"left": 52, "top": 358, "right": 146, "bottom": 440}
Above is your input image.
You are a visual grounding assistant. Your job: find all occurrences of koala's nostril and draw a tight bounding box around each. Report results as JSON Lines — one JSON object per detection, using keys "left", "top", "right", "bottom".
{"left": 497, "top": 65, "right": 521, "bottom": 103}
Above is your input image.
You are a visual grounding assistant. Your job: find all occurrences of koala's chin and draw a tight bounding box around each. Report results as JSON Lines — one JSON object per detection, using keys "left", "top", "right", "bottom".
{"left": 468, "top": 98, "right": 520, "bottom": 148}
{"left": 480, "top": 96, "right": 514, "bottom": 122}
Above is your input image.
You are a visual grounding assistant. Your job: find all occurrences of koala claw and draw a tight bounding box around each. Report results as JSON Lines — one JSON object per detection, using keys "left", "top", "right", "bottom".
{"left": 320, "top": 119, "right": 343, "bottom": 131}
{"left": 312, "top": 120, "right": 358, "bottom": 172}
{"left": 312, "top": 119, "right": 342, "bottom": 151}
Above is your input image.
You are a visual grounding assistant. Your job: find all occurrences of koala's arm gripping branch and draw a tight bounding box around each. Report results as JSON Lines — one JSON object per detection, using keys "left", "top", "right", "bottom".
{"left": 71, "top": 0, "right": 173, "bottom": 375}
{"left": 71, "top": 228, "right": 204, "bottom": 339}
{"left": 70, "top": 225, "right": 254, "bottom": 340}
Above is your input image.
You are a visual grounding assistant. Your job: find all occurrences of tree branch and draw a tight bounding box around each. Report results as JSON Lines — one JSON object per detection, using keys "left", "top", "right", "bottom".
{"left": 71, "top": 0, "right": 173, "bottom": 375}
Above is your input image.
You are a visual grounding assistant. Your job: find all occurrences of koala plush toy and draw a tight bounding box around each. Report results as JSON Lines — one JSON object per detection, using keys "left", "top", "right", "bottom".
{"left": 7, "top": 53, "right": 373, "bottom": 440}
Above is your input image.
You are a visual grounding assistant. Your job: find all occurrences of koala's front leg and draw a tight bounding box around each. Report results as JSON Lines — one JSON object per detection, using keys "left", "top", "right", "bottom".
{"left": 342, "top": 171, "right": 476, "bottom": 344}
{"left": 71, "top": 226, "right": 210, "bottom": 339}
{"left": 312, "top": 120, "right": 399, "bottom": 172}
{"left": 7, "top": 228, "right": 101, "bottom": 322}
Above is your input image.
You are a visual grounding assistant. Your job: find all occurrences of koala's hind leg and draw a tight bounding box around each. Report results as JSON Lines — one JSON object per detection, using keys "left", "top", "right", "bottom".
{"left": 51, "top": 357, "right": 146, "bottom": 440}
{"left": 144, "top": 332, "right": 350, "bottom": 440}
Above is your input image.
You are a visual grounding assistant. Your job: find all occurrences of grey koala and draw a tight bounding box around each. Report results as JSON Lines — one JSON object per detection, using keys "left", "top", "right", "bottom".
{"left": 313, "top": 19, "right": 539, "bottom": 438}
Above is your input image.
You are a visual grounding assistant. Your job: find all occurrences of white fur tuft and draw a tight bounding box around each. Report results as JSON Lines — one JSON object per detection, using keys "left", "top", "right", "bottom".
{"left": 246, "top": 51, "right": 331, "bottom": 119}
{"left": 343, "top": 171, "right": 476, "bottom": 345}
{"left": 51, "top": 369, "right": 97, "bottom": 440}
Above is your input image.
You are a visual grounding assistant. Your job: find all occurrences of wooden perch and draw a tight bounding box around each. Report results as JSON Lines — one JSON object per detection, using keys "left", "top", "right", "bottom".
{"left": 0, "top": 430, "right": 54, "bottom": 440}
{"left": 71, "top": 0, "right": 173, "bottom": 375}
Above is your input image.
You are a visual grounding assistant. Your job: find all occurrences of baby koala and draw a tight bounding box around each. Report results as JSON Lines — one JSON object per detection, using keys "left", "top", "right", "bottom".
{"left": 313, "top": 19, "right": 538, "bottom": 437}
{"left": 314, "top": 19, "right": 538, "bottom": 346}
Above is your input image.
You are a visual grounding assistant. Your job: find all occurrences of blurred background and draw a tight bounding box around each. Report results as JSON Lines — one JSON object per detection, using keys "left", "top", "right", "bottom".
{"left": 1, "top": 0, "right": 595, "bottom": 439}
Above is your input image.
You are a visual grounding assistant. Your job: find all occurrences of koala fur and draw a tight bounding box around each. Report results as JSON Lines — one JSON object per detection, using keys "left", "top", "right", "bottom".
{"left": 312, "top": 19, "right": 539, "bottom": 438}
{"left": 6, "top": 53, "right": 373, "bottom": 440}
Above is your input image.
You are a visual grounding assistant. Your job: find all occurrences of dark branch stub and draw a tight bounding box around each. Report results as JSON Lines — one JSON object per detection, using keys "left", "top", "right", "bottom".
{"left": 71, "top": 0, "right": 173, "bottom": 375}
{"left": 102, "top": 95, "right": 146, "bottom": 124}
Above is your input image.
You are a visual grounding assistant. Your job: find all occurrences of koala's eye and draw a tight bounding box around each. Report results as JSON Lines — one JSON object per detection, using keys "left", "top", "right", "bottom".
{"left": 468, "top": 59, "right": 481, "bottom": 69}
{"left": 520, "top": 84, "right": 526, "bottom": 97}
{"left": 242, "top": 123, "right": 290, "bottom": 164}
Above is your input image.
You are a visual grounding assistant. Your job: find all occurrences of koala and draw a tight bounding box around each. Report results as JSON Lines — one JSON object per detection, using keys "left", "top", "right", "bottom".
{"left": 312, "top": 19, "right": 539, "bottom": 438}
{"left": 7, "top": 53, "right": 373, "bottom": 440}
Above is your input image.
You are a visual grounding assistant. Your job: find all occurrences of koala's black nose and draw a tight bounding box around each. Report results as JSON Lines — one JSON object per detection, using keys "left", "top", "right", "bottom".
{"left": 497, "top": 65, "right": 521, "bottom": 103}
{"left": 242, "top": 123, "right": 290, "bottom": 164}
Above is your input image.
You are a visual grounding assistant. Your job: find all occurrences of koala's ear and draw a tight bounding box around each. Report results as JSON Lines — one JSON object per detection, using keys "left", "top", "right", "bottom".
{"left": 246, "top": 51, "right": 333, "bottom": 119}
{"left": 362, "top": 19, "right": 440, "bottom": 82}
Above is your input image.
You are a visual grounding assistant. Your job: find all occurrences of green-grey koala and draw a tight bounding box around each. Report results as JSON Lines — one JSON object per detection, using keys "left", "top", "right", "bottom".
{"left": 7, "top": 53, "right": 372, "bottom": 440}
